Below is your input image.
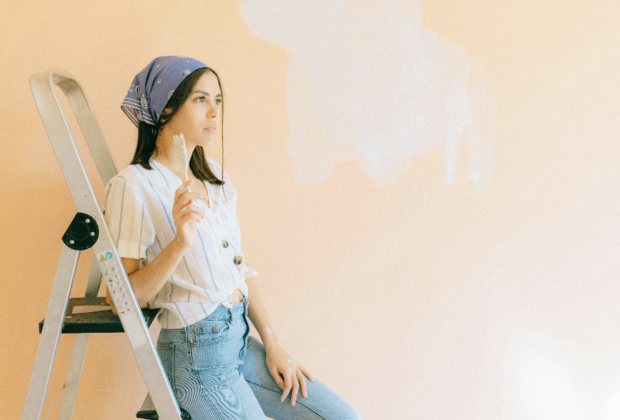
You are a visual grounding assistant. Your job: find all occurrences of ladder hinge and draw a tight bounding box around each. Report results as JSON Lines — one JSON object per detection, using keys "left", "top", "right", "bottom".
{"left": 62, "top": 212, "right": 99, "bottom": 250}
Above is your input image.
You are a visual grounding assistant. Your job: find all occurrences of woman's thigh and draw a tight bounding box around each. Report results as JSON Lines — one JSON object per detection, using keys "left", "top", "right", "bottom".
{"left": 157, "top": 303, "right": 266, "bottom": 420}
{"left": 239, "top": 336, "right": 362, "bottom": 420}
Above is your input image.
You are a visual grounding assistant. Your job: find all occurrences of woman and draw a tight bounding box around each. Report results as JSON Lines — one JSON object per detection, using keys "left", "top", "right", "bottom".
{"left": 103, "top": 56, "right": 361, "bottom": 420}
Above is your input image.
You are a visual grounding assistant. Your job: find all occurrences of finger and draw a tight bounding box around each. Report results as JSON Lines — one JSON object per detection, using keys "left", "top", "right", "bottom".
{"left": 179, "top": 204, "right": 205, "bottom": 219}
{"left": 182, "top": 212, "right": 204, "bottom": 227}
{"left": 174, "top": 179, "right": 193, "bottom": 204}
{"left": 174, "top": 205, "right": 190, "bottom": 223}
{"left": 298, "top": 364, "right": 315, "bottom": 382}
{"left": 181, "top": 194, "right": 208, "bottom": 214}
{"left": 176, "top": 213, "right": 192, "bottom": 229}
{"left": 187, "top": 203, "right": 206, "bottom": 217}
{"left": 183, "top": 191, "right": 206, "bottom": 202}
{"left": 174, "top": 187, "right": 205, "bottom": 211}
{"left": 177, "top": 192, "right": 201, "bottom": 210}
{"left": 290, "top": 369, "right": 300, "bottom": 406}
{"left": 297, "top": 370, "right": 308, "bottom": 398}
{"left": 174, "top": 181, "right": 202, "bottom": 209}
{"left": 177, "top": 212, "right": 202, "bottom": 230}
{"left": 186, "top": 214, "right": 202, "bottom": 228}
{"left": 281, "top": 369, "right": 292, "bottom": 403}
{"left": 193, "top": 213, "right": 205, "bottom": 226}
{"left": 268, "top": 366, "right": 285, "bottom": 390}
{"left": 178, "top": 179, "right": 192, "bottom": 191}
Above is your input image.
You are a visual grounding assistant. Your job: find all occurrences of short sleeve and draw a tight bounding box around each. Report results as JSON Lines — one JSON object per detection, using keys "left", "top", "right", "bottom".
{"left": 103, "top": 176, "right": 155, "bottom": 260}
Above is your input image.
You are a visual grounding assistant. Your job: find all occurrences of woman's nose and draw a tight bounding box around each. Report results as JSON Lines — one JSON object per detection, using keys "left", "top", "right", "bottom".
{"left": 206, "top": 105, "right": 219, "bottom": 118}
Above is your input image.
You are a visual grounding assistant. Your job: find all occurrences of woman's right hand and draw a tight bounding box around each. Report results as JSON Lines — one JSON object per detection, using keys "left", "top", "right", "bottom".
{"left": 173, "top": 179, "right": 207, "bottom": 249}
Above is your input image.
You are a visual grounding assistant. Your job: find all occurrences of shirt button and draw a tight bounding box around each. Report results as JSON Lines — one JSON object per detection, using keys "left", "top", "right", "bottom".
{"left": 222, "top": 240, "right": 229, "bottom": 248}
{"left": 233, "top": 256, "right": 243, "bottom": 265}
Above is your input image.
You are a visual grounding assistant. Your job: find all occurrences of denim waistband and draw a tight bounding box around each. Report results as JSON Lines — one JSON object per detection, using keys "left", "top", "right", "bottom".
{"left": 157, "top": 299, "right": 248, "bottom": 344}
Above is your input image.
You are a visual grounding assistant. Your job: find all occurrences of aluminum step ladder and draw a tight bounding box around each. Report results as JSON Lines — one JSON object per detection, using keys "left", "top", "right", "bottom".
{"left": 22, "top": 67, "right": 189, "bottom": 420}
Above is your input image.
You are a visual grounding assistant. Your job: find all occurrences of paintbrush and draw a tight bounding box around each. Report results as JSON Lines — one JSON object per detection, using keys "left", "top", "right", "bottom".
{"left": 173, "top": 133, "right": 191, "bottom": 242}
{"left": 173, "top": 133, "right": 190, "bottom": 185}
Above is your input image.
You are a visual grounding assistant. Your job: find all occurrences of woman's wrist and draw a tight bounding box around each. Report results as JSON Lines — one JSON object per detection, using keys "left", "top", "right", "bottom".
{"left": 170, "top": 236, "right": 191, "bottom": 253}
{"left": 262, "top": 334, "right": 281, "bottom": 353}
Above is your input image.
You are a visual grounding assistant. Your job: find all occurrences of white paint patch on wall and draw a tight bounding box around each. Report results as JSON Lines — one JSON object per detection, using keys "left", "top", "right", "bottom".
{"left": 241, "top": 0, "right": 495, "bottom": 188}
{"left": 607, "top": 390, "right": 620, "bottom": 420}
{"left": 505, "top": 334, "right": 585, "bottom": 420}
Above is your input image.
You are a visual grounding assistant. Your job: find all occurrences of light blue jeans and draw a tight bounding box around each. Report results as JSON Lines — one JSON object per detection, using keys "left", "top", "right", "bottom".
{"left": 156, "top": 297, "right": 362, "bottom": 420}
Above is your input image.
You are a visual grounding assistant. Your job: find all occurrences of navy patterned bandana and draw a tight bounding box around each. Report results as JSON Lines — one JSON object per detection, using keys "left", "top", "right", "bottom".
{"left": 121, "top": 56, "right": 209, "bottom": 127}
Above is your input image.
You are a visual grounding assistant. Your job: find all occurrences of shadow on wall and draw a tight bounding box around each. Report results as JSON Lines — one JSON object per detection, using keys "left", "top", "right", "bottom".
{"left": 241, "top": 0, "right": 495, "bottom": 189}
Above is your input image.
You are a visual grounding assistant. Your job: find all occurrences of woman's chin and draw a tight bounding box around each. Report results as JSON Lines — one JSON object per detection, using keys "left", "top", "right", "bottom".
{"left": 198, "top": 137, "right": 217, "bottom": 148}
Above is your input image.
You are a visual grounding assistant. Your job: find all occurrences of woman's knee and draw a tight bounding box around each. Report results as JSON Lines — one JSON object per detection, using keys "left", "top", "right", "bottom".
{"left": 244, "top": 335, "right": 362, "bottom": 420}
{"left": 336, "top": 404, "right": 363, "bottom": 420}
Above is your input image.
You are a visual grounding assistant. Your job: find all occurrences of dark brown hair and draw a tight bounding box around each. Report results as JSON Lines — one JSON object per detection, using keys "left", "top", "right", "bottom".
{"left": 130, "top": 67, "right": 225, "bottom": 186}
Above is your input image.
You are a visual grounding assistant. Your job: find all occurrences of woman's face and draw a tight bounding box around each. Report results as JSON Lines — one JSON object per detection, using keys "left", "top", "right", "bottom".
{"left": 162, "top": 71, "right": 222, "bottom": 148}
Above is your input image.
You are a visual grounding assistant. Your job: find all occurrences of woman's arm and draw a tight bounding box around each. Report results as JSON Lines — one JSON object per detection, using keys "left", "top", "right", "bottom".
{"left": 245, "top": 277, "right": 315, "bottom": 406}
{"left": 106, "top": 239, "right": 189, "bottom": 315}
{"left": 245, "top": 277, "right": 280, "bottom": 351}
{"left": 106, "top": 179, "right": 204, "bottom": 315}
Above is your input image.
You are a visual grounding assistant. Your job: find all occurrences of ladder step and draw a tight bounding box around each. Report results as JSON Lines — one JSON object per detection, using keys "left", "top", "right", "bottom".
{"left": 39, "top": 297, "right": 160, "bottom": 334}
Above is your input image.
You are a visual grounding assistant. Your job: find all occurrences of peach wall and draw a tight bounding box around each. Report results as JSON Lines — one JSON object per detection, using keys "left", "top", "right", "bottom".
{"left": 1, "top": 1, "right": 619, "bottom": 419}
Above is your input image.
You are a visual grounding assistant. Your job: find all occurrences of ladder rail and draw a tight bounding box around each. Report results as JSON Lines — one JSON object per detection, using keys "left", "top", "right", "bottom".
{"left": 57, "top": 254, "right": 101, "bottom": 419}
{"left": 57, "top": 333, "right": 89, "bottom": 420}
{"left": 23, "top": 68, "right": 183, "bottom": 420}
{"left": 22, "top": 247, "right": 79, "bottom": 420}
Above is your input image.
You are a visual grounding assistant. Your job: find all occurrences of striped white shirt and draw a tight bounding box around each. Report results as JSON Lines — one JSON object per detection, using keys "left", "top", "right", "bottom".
{"left": 103, "top": 157, "right": 257, "bottom": 329}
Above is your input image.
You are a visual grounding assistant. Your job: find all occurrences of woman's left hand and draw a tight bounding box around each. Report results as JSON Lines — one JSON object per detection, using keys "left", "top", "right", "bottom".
{"left": 265, "top": 345, "right": 315, "bottom": 406}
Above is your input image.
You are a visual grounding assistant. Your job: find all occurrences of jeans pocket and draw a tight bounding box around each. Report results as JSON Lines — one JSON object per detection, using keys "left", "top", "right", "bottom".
{"left": 156, "top": 344, "right": 176, "bottom": 395}
{"left": 194, "top": 319, "right": 231, "bottom": 346}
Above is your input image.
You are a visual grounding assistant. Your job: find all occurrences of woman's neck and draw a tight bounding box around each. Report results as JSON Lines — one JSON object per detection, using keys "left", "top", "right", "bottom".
{"left": 153, "top": 133, "right": 196, "bottom": 179}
